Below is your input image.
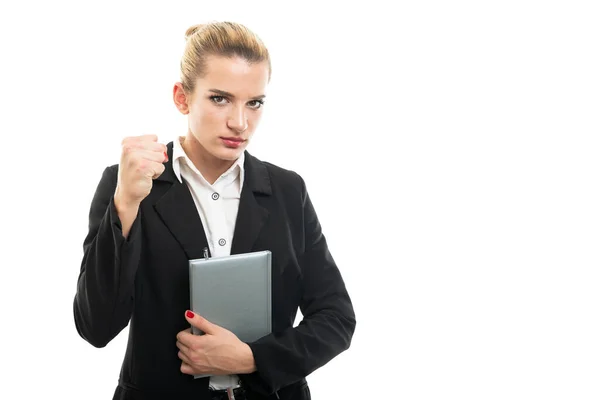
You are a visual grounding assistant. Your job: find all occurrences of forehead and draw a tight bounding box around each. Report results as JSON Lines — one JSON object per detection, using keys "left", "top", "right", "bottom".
{"left": 196, "top": 55, "right": 269, "bottom": 96}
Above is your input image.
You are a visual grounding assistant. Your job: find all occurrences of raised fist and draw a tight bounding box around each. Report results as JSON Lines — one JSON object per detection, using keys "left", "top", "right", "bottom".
{"left": 114, "top": 134, "right": 167, "bottom": 207}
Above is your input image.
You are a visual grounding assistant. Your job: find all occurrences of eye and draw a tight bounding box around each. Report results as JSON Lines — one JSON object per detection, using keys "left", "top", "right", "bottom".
{"left": 210, "top": 95, "right": 228, "bottom": 105}
{"left": 248, "top": 99, "right": 265, "bottom": 109}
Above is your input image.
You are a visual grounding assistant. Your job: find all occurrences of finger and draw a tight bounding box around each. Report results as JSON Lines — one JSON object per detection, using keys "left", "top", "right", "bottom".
{"left": 175, "top": 328, "right": 192, "bottom": 343}
{"left": 135, "top": 149, "right": 168, "bottom": 163}
{"left": 122, "top": 150, "right": 167, "bottom": 171}
{"left": 123, "top": 140, "right": 167, "bottom": 154}
{"left": 132, "top": 159, "right": 164, "bottom": 179}
{"left": 132, "top": 134, "right": 158, "bottom": 142}
{"left": 151, "top": 162, "right": 166, "bottom": 179}
{"left": 122, "top": 134, "right": 157, "bottom": 148}
{"left": 176, "top": 329, "right": 200, "bottom": 348}
{"left": 185, "top": 310, "right": 218, "bottom": 335}
{"left": 180, "top": 362, "right": 194, "bottom": 375}
{"left": 179, "top": 329, "right": 210, "bottom": 349}
{"left": 177, "top": 350, "right": 192, "bottom": 365}
{"left": 176, "top": 340, "right": 191, "bottom": 354}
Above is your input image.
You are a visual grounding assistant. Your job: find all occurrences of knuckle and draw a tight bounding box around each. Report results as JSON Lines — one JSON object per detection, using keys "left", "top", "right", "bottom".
{"left": 123, "top": 156, "right": 135, "bottom": 170}
{"left": 122, "top": 144, "right": 138, "bottom": 155}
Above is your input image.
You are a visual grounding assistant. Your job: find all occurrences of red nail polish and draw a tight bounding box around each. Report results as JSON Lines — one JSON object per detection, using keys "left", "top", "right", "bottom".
{"left": 164, "top": 152, "right": 169, "bottom": 162}
{"left": 186, "top": 310, "right": 194, "bottom": 319}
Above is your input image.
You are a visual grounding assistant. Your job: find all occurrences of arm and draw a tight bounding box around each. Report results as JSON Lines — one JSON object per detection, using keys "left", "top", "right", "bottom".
{"left": 239, "top": 177, "right": 356, "bottom": 394}
{"left": 73, "top": 166, "right": 143, "bottom": 348}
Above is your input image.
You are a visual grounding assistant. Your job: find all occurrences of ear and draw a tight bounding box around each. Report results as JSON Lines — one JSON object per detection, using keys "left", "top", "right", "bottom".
{"left": 173, "top": 82, "right": 190, "bottom": 115}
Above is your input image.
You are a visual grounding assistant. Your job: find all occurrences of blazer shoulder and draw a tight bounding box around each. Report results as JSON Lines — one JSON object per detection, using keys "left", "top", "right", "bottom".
{"left": 106, "top": 163, "right": 119, "bottom": 174}
{"left": 255, "top": 157, "right": 307, "bottom": 196}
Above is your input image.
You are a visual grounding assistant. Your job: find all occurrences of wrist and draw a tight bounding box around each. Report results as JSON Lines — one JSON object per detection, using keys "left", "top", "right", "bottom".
{"left": 114, "top": 189, "right": 140, "bottom": 214}
{"left": 113, "top": 189, "right": 140, "bottom": 239}
{"left": 236, "top": 343, "right": 257, "bottom": 374}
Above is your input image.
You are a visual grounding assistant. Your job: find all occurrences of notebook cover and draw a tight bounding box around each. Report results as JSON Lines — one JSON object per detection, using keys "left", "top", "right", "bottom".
{"left": 188, "top": 250, "right": 272, "bottom": 378}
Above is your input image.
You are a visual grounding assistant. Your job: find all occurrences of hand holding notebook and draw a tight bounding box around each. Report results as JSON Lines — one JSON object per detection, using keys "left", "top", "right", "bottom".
{"left": 176, "top": 310, "right": 259, "bottom": 377}
{"left": 185, "top": 250, "right": 272, "bottom": 378}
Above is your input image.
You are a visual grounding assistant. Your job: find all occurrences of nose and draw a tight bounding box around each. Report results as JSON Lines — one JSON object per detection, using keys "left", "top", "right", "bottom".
{"left": 227, "top": 105, "right": 248, "bottom": 133}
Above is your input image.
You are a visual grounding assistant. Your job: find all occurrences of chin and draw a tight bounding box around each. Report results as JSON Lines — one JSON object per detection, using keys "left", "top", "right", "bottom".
{"left": 212, "top": 146, "right": 245, "bottom": 161}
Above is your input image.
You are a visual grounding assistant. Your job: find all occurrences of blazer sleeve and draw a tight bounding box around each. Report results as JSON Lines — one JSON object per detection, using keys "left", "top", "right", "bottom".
{"left": 73, "top": 165, "right": 143, "bottom": 348}
{"left": 240, "top": 176, "right": 356, "bottom": 395}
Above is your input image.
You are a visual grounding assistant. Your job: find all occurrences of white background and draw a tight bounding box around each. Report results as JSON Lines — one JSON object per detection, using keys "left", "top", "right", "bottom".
{"left": 0, "top": 1, "right": 599, "bottom": 399}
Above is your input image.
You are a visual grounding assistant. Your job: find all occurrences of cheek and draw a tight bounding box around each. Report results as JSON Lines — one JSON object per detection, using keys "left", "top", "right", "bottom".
{"left": 205, "top": 107, "right": 224, "bottom": 124}
{"left": 248, "top": 111, "right": 263, "bottom": 128}
{"left": 190, "top": 107, "right": 223, "bottom": 130}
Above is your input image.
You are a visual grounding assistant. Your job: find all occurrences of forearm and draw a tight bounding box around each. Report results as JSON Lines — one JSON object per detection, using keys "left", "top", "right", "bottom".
{"left": 74, "top": 171, "right": 143, "bottom": 348}
{"left": 114, "top": 190, "right": 140, "bottom": 239}
{"left": 242, "top": 294, "right": 355, "bottom": 391}
{"left": 240, "top": 183, "right": 357, "bottom": 394}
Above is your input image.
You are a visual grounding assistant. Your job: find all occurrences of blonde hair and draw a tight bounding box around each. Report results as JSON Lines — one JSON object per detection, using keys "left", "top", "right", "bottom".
{"left": 180, "top": 21, "right": 271, "bottom": 94}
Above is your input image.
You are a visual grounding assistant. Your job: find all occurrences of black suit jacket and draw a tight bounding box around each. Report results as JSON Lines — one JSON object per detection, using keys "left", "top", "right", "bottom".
{"left": 73, "top": 143, "right": 356, "bottom": 400}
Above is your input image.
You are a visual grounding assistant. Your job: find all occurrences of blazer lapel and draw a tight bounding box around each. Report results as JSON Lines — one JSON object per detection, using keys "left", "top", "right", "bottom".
{"left": 230, "top": 152, "right": 272, "bottom": 255}
{"left": 153, "top": 142, "right": 209, "bottom": 260}
{"left": 151, "top": 143, "right": 272, "bottom": 259}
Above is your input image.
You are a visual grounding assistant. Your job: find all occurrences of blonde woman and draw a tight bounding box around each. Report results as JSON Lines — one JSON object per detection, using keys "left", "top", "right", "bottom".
{"left": 73, "top": 21, "right": 355, "bottom": 400}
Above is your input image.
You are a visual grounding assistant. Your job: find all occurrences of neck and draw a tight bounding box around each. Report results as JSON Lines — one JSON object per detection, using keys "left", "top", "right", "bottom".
{"left": 181, "top": 134, "right": 236, "bottom": 185}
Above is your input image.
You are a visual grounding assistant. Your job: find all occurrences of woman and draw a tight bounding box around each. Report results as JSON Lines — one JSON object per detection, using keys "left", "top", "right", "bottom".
{"left": 73, "top": 21, "right": 355, "bottom": 400}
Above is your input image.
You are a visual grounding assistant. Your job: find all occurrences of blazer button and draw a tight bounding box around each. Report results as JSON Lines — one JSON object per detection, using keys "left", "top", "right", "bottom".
{"left": 218, "top": 238, "right": 226, "bottom": 246}
{"left": 212, "top": 193, "right": 220, "bottom": 200}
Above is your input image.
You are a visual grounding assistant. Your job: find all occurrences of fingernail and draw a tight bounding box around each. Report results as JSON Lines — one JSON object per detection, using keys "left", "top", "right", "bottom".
{"left": 164, "top": 152, "right": 169, "bottom": 162}
{"left": 186, "top": 310, "right": 194, "bottom": 319}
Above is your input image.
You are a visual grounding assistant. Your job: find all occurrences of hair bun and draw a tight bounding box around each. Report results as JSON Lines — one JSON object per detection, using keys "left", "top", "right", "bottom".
{"left": 185, "top": 24, "right": 205, "bottom": 40}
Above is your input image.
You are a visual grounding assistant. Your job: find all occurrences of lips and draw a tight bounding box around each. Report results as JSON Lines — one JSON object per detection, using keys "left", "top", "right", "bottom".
{"left": 220, "top": 137, "right": 245, "bottom": 148}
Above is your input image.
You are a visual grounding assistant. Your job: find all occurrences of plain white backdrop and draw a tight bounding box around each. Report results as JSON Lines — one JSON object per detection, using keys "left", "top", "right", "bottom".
{"left": 0, "top": 1, "right": 599, "bottom": 399}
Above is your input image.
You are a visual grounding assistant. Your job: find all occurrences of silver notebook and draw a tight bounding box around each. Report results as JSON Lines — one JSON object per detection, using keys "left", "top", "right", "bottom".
{"left": 188, "top": 249, "right": 272, "bottom": 352}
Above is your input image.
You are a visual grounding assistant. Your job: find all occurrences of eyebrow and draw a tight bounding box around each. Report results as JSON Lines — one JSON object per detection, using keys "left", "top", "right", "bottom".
{"left": 208, "top": 89, "right": 266, "bottom": 100}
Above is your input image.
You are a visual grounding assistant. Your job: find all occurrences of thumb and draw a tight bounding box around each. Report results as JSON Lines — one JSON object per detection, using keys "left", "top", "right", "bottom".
{"left": 185, "top": 310, "right": 217, "bottom": 334}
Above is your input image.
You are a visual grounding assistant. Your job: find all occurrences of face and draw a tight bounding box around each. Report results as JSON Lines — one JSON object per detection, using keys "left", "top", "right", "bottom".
{"left": 173, "top": 55, "right": 270, "bottom": 162}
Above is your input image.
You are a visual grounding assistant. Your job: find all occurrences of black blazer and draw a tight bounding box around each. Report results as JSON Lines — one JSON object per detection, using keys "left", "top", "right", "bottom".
{"left": 73, "top": 142, "right": 356, "bottom": 400}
